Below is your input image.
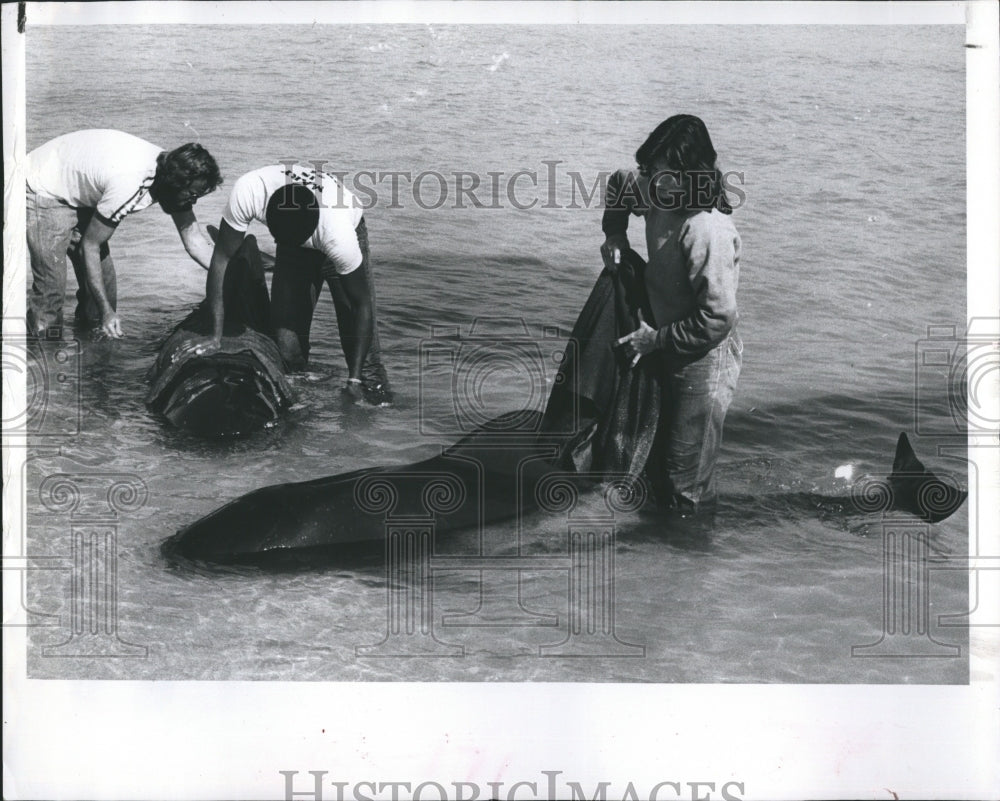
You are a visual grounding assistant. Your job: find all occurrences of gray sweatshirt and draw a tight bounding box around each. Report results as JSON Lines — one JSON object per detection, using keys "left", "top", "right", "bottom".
{"left": 602, "top": 168, "right": 741, "bottom": 359}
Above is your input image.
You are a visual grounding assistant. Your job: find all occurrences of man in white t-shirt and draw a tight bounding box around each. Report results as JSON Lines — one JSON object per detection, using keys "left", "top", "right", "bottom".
{"left": 25, "top": 129, "right": 222, "bottom": 339}
{"left": 177, "top": 164, "right": 392, "bottom": 406}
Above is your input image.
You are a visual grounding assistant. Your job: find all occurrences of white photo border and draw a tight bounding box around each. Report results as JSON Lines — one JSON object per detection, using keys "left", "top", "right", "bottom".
{"left": 3, "top": 2, "right": 998, "bottom": 800}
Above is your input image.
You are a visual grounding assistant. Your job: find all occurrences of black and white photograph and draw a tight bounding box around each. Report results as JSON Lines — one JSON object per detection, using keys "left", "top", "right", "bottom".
{"left": 3, "top": 1, "right": 998, "bottom": 799}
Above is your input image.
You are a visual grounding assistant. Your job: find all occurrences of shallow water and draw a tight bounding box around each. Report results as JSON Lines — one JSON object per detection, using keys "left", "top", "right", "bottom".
{"left": 22, "top": 24, "right": 969, "bottom": 682}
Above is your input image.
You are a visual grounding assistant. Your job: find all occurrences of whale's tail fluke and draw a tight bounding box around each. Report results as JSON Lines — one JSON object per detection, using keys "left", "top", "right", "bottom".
{"left": 888, "top": 432, "right": 967, "bottom": 523}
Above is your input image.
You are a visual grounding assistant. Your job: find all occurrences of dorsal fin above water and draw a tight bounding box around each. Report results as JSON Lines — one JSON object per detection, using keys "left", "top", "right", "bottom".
{"left": 888, "top": 432, "right": 967, "bottom": 523}
{"left": 892, "top": 432, "right": 922, "bottom": 475}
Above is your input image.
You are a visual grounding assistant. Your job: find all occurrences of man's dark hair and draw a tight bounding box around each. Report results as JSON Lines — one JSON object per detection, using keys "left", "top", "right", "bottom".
{"left": 265, "top": 184, "right": 320, "bottom": 246}
{"left": 153, "top": 143, "right": 222, "bottom": 213}
{"left": 635, "top": 114, "right": 733, "bottom": 214}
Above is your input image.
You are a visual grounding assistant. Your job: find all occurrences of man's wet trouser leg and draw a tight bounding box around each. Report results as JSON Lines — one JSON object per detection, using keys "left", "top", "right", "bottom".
{"left": 650, "top": 332, "right": 742, "bottom": 515}
{"left": 26, "top": 190, "right": 77, "bottom": 338}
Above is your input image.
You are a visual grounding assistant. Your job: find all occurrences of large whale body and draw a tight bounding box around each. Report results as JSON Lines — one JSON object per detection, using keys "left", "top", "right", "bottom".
{"left": 162, "top": 422, "right": 967, "bottom": 567}
{"left": 145, "top": 236, "right": 293, "bottom": 438}
{"left": 164, "top": 251, "right": 656, "bottom": 566}
{"left": 161, "top": 409, "right": 596, "bottom": 566}
{"left": 163, "top": 251, "right": 967, "bottom": 566}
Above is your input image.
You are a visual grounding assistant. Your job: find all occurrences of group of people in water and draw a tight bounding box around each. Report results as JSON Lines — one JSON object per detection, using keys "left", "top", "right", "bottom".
{"left": 25, "top": 129, "right": 393, "bottom": 405}
{"left": 24, "top": 114, "right": 741, "bottom": 514}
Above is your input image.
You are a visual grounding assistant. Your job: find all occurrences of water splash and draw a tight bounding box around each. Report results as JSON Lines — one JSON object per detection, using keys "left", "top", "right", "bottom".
{"left": 489, "top": 52, "right": 510, "bottom": 72}
{"left": 834, "top": 463, "right": 855, "bottom": 481}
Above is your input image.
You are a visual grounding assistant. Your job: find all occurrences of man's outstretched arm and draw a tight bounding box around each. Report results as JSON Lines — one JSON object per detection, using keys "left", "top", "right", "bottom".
{"left": 79, "top": 216, "right": 121, "bottom": 338}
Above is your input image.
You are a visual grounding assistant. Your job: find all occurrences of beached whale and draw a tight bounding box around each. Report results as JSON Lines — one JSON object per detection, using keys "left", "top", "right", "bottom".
{"left": 162, "top": 254, "right": 967, "bottom": 567}
{"left": 162, "top": 412, "right": 964, "bottom": 567}
{"left": 161, "top": 409, "right": 582, "bottom": 565}
{"left": 145, "top": 235, "right": 293, "bottom": 438}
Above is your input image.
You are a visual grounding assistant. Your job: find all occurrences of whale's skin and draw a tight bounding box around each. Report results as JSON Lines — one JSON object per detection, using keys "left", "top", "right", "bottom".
{"left": 161, "top": 410, "right": 592, "bottom": 566}
{"left": 887, "top": 432, "right": 967, "bottom": 524}
{"left": 161, "top": 255, "right": 967, "bottom": 567}
{"left": 163, "top": 252, "right": 655, "bottom": 564}
{"left": 162, "top": 416, "right": 966, "bottom": 569}
{"left": 145, "top": 236, "right": 293, "bottom": 438}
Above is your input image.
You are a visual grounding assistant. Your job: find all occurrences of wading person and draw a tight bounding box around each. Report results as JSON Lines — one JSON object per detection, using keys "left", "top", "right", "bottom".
{"left": 605, "top": 114, "right": 742, "bottom": 514}
{"left": 26, "top": 129, "right": 222, "bottom": 339}
{"left": 178, "top": 164, "right": 392, "bottom": 406}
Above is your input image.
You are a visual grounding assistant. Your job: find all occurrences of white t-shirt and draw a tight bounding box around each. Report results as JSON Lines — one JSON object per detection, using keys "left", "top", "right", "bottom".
{"left": 26, "top": 129, "right": 163, "bottom": 225}
{"left": 221, "top": 164, "right": 365, "bottom": 275}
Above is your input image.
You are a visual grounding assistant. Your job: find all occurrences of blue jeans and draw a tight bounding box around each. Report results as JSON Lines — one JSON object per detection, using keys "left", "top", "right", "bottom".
{"left": 649, "top": 332, "right": 742, "bottom": 512}
{"left": 26, "top": 189, "right": 116, "bottom": 337}
{"left": 270, "top": 218, "right": 390, "bottom": 390}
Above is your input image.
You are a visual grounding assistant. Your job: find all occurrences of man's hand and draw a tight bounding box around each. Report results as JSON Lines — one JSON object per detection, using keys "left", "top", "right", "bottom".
{"left": 615, "top": 312, "right": 658, "bottom": 368}
{"left": 98, "top": 312, "right": 124, "bottom": 340}
{"left": 79, "top": 215, "right": 119, "bottom": 337}
{"left": 600, "top": 234, "right": 629, "bottom": 271}
{"left": 172, "top": 335, "right": 221, "bottom": 362}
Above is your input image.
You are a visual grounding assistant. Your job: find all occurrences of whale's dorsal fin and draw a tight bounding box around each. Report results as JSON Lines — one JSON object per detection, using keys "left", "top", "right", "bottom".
{"left": 892, "top": 432, "right": 922, "bottom": 475}
{"left": 888, "top": 432, "right": 967, "bottom": 523}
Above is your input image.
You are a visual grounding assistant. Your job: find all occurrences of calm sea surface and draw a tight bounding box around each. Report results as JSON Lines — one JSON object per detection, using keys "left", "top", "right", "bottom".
{"left": 23, "top": 25, "right": 968, "bottom": 682}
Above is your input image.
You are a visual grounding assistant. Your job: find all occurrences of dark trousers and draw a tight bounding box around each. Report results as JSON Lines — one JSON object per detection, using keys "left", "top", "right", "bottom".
{"left": 270, "top": 218, "right": 389, "bottom": 387}
{"left": 26, "top": 189, "right": 116, "bottom": 336}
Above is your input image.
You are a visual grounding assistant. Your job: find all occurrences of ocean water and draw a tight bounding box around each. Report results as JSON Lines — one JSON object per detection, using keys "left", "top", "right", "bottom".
{"left": 21, "top": 24, "right": 969, "bottom": 682}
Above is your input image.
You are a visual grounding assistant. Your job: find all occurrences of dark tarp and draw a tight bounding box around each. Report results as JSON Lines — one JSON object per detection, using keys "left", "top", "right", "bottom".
{"left": 540, "top": 249, "right": 661, "bottom": 479}
{"left": 145, "top": 236, "right": 293, "bottom": 436}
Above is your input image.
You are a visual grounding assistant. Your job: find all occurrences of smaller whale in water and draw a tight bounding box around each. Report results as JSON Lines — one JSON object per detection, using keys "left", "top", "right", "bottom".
{"left": 145, "top": 235, "right": 293, "bottom": 438}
